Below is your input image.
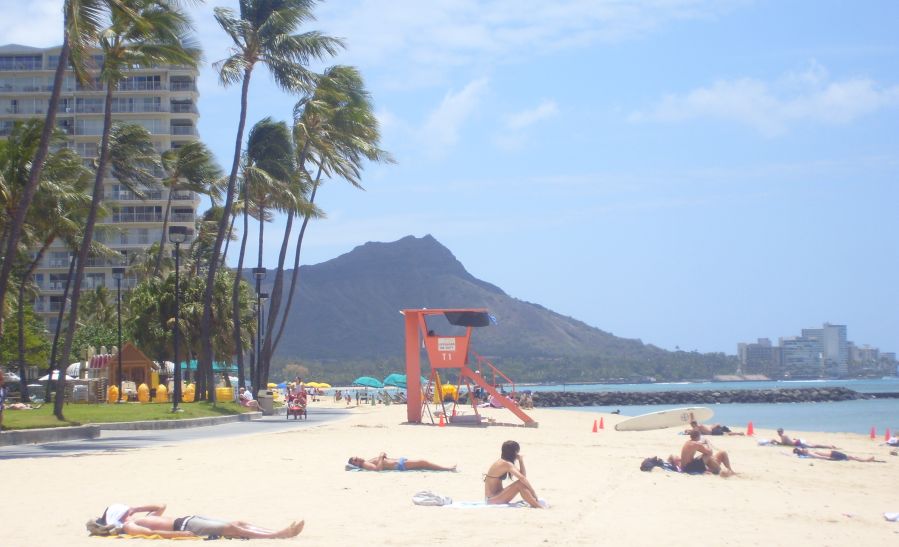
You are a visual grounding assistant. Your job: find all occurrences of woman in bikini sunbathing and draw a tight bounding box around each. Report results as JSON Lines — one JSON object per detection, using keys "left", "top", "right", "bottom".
{"left": 347, "top": 452, "right": 456, "bottom": 471}
{"left": 483, "top": 440, "right": 543, "bottom": 508}
{"left": 792, "top": 448, "right": 884, "bottom": 462}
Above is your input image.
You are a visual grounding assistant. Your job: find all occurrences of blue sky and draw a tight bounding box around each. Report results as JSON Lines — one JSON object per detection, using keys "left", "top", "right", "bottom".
{"left": 4, "top": 0, "right": 898, "bottom": 355}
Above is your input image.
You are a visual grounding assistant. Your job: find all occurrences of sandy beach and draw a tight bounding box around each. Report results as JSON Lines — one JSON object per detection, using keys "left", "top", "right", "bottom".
{"left": 2, "top": 401, "right": 896, "bottom": 546}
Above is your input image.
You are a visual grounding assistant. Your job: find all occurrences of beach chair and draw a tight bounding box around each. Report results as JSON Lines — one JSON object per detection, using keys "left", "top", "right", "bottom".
{"left": 286, "top": 394, "right": 306, "bottom": 420}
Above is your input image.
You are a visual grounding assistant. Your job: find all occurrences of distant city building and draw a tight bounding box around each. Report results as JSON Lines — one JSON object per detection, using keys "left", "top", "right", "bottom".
{"left": 739, "top": 323, "right": 894, "bottom": 379}
{"left": 0, "top": 44, "right": 201, "bottom": 331}
{"left": 779, "top": 336, "right": 823, "bottom": 378}
{"left": 738, "top": 338, "right": 781, "bottom": 377}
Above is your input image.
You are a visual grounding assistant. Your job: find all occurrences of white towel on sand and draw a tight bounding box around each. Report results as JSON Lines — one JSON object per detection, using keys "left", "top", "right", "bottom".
{"left": 885, "top": 512, "right": 899, "bottom": 522}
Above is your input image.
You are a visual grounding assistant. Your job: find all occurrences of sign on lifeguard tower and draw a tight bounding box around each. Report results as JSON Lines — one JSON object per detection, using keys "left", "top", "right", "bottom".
{"left": 401, "top": 308, "right": 537, "bottom": 427}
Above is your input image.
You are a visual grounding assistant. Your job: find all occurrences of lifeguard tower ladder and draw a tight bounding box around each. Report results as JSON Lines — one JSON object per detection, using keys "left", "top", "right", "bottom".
{"left": 402, "top": 308, "right": 537, "bottom": 427}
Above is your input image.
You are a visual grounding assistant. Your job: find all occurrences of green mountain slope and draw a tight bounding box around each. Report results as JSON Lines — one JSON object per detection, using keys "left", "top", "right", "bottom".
{"left": 260, "top": 235, "right": 736, "bottom": 382}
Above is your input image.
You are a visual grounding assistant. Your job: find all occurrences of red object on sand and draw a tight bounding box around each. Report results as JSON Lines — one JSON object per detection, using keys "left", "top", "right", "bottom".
{"left": 439, "top": 414, "right": 445, "bottom": 427}
{"left": 599, "top": 417, "right": 604, "bottom": 430}
{"left": 886, "top": 428, "right": 892, "bottom": 441}
{"left": 592, "top": 419, "right": 598, "bottom": 433}
{"left": 746, "top": 421, "right": 754, "bottom": 436}
{"left": 870, "top": 426, "right": 876, "bottom": 439}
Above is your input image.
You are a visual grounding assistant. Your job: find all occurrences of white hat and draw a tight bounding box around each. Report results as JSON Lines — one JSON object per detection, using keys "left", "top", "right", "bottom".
{"left": 102, "top": 504, "right": 130, "bottom": 527}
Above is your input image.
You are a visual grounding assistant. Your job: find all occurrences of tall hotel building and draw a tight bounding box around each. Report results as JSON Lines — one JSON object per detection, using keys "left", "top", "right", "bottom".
{"left": 0, "top": 44, "right": 201, "bottom": 331}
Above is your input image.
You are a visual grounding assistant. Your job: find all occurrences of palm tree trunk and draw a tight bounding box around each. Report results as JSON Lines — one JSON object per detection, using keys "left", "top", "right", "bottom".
{"left": 221, "top": 207, "right": 237, "bottom": 268}
{"left": 261, "top": 209, "right": 292, "bottom": 379}
{"left": 200, "top": 68, "right": 252, "bottom": 402}
{"left": 231, "top": 182, "right": 250, "bottom": 388}
{"left": 262, "top": 142, "right": 311, "bottom": 376}
{"left": 272, "top": 164, "right": 322, "bottom": 351}
{"left": 153, "top": 185, "right": 176, "bottom": 277}
{"left": 0, "top": 38, "right": 70, "bottom": 336}
{"left": 46, "top": 251, "right": 77, "bottom": 401}
{"left": 15, "top": 240, "right": 52, "bottom": 402}
{"left": 55, "top": 81, "right": 115, "bottom": 420}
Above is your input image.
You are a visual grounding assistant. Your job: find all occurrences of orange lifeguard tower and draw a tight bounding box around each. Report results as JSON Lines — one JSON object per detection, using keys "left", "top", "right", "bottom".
{"left": 402, "top": 308, "right": 537, "bottom": 427}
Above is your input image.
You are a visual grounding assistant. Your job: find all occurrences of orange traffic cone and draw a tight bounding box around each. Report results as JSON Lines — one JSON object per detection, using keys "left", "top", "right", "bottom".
{"left": 870, "top": 426, "right": 876, "bottom": 439}
{"left": 439, "top": 414, "right": 445, "bottom": 427}
{"left": 886, "top": 428, "right": 892, "bottom": 441}
{"left": 746, "top": 421, "right": 754, "bottom": 436}
{"left": 599, "top": 417, "right": 604, "bottom": 430}
{"left": 592, "top": 419, "right": 598, "bottom": 433}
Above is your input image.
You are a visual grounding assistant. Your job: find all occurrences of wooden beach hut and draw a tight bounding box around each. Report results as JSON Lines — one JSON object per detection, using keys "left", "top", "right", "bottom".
{"left": 107, "top": 342, "right": 158, "bottom": 389}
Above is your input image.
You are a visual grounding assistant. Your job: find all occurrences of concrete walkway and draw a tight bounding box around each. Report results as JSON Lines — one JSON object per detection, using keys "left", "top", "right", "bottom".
{"left": 0, "top": 411, "right": 264, "bottom": 447}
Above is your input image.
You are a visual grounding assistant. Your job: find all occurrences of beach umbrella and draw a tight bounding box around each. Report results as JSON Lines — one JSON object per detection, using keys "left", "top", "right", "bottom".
{"left": 382, "top": 373, "right": 427, "bottom": 389}
{"left": 352, "top": 376, "right": 384, "bottom": 389}
{"left": 38, "top": 370, "right": 77, "bottom": 381}
{"left": 305, "top": 382, "right": 321, "bottom": 388}
{"left": 317, "top": 383, "right": 331, "bottom": 389}
{"left": 3, "top": 370, "right": 21, "bottom": 382}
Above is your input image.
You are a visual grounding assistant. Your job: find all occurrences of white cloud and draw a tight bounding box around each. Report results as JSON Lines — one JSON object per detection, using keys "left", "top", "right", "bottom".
{"left": 630, "top": 62, "right": 899, "bottom": 136}
{"left": 420, "top": 78, "right": 489, "bottom": 156}
{"left": 505, "top": 100, "right": 559, "bottom": 130}
{"left": 0, "top": 1, "right": 61, "bottom": 48}
{"left": 315, "top": 0, "right": 739, "bottom": 89}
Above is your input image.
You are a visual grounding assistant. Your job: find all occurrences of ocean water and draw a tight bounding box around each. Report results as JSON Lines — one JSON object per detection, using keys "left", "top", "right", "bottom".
{"left": 532, "top": 378, "right": 899, "bottom": 434}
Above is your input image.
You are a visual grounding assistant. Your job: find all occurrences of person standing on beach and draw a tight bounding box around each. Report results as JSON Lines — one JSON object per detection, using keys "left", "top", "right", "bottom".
{"left": 776, "top": 428, "right": 836, "bottom": 449}
{"left": 484, "top": 440, "right": 543, "bottom": 508}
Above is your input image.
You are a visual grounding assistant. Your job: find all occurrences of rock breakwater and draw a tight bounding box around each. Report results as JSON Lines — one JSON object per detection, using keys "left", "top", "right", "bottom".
{"left": 531, "top": 387, "right": 866, "bottom": 407}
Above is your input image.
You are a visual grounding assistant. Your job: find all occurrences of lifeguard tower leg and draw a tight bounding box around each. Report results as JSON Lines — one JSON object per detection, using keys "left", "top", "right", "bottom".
{"left": 405, "top": 312, "right": 422, "bottom": 423}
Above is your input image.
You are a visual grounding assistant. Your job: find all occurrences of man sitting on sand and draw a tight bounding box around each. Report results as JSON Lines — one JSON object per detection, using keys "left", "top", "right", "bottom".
{"left": 775, "top": 428, "right": 836, "bottom": 449}
{"left": 87, "top": 503, "right": 303, "bottom": 539}
{"left": 686, "top": 420, "right": 745, "bottom": 436}
{"left": 347, "top": 452, "right": 456, "bottom": 471}
{"left": 668, "top": 430, "right": 735, "bottom": 476}
{"left": 483, "top": 440, "right": 544, "bottom": 508}
{"left": 793, "top": 447, "right": 884, "bottom": 462}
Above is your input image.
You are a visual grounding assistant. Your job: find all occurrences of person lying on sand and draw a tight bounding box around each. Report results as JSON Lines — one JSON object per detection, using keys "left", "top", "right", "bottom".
{"left": 775, "top": 428, "right": 836, "bottom": 449}
{"left": 86, "top": 503, "right": 303, "bottom": 539}
{"left": 686, "top": 420, "right": 745, "bottom": 436}
{"left": 347, "top": 453, "right": 456, "bottom": 471}
{"left": 483, "top": 440, "right": 543, "bottom": 508}
{"left": 668, "top": 430, "right": 735, "bottom": 477}
{"left": 793, "top": 448, "right": 885, "bottom": 463}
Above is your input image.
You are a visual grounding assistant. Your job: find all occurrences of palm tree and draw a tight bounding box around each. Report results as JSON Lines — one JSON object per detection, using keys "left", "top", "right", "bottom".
{"left": 0, "top": 119, "right": 91, "bottom": 401}
{"left": 53, "top": 0, "right": 199, "bottom": 419}
{"left": 0, "top": 0, "right": 134, "bottom": 336}
{"left": 233, "top": 118, "right": 297, "bottom": 388}
{"left": 200, "top": 0, "right": 343, "bottom": 399}
{"left": 265, "top": 66, "right": 392, "bottom": 370}
{"left": 154, "top": 142, "right": 222, "bottom": 277}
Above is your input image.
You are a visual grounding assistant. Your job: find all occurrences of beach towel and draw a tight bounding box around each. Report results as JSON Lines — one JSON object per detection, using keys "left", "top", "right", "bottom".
{"left": 92, "top": 534, "right": 201, "bottom": 540}
{"left": 445, "top": 499, "right": 550, "bottom": 509}
{"left": 412, "top": 491, "right": 453, "bottom": 506}
{"left": 885, "top": 513, "right": 899, "bottom": 522}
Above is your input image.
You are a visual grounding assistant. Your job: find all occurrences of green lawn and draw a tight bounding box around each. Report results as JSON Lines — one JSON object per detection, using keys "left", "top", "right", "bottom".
{"left": 2, "top": 401, "right": 251, "bottom": 431}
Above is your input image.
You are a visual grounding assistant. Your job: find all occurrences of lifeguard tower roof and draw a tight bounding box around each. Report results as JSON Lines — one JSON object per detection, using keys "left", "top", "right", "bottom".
{"left": 401, "top": 309, "right": 493, "bottom": 327}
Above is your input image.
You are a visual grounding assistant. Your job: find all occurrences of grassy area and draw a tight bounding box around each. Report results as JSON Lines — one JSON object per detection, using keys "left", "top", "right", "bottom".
{"left": 1, "top": 401, "right": 250, "bottom": 431}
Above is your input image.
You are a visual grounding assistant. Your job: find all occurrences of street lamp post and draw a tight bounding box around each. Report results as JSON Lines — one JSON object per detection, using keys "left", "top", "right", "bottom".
{"left": 111, "top": 266, "right": 125, "bottom": 402}
{"left": 257, "top": 292, "right": 269, "bottom": 386}
{"left": 251, "top": 267, "right": 266, "bottom": 389}
{"left": 169, "top": 226, "right": 188, "bottom": 412}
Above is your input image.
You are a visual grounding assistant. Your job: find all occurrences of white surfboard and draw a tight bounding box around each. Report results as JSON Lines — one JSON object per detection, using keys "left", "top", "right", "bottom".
{"left": 614, "top": 407, "right": 714, "bottom": 432}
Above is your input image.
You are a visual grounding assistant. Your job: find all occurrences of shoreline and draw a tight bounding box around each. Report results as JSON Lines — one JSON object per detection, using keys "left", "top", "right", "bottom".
{"left": 1, "top": 402, "right": 895, "bottom": 546}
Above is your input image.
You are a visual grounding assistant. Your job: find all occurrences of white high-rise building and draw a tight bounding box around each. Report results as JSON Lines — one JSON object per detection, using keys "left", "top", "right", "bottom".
{"left": 0, "top": 44, "right": 201, "bottom": 331}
